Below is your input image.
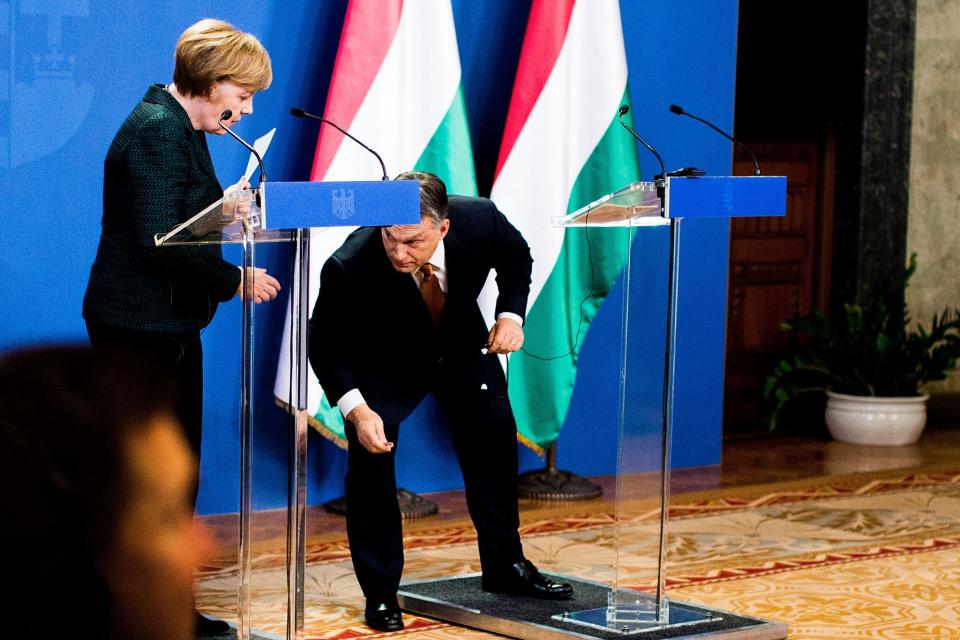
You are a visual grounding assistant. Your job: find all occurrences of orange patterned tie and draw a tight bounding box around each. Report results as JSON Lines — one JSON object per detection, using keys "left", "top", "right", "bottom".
{"left": 419, "top": 263, "right": 445, "bottom": 325}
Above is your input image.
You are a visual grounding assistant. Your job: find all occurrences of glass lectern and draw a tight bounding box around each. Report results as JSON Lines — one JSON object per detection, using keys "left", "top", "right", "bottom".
{"left": 556, "top": 176, "right": 788, "bottom": 634}
{"left": 156, "top": 181, "right": 419, "bottom": 640}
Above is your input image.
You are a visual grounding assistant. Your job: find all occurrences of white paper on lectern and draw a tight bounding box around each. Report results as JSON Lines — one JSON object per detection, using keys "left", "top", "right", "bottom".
{"left": 242, "top": 127, "right": 276, "bottom": 184}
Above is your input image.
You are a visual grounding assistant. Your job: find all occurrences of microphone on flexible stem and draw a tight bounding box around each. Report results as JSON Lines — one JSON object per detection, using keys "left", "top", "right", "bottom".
{"left": 290, "top": 107, "right": 389, "bottom": 181}
{"left": 669, "top": 104, "right": 760, "bottom": 176}
{"left": 618, "top": 105, "right": 667, "bottom": 181}
{"left": 617, "top": 104, "right": 668, "bottom": 207}
{"left": 218, "top": 109, "right": 267, "bottom": 185}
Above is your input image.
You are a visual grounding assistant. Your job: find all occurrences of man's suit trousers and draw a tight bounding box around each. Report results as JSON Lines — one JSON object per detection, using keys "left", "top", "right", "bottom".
{"left": 343, "top": 381, "right": 524, "bottom": 601}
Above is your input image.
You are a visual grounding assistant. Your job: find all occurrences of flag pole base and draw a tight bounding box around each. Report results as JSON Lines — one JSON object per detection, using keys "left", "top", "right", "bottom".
{"left": 517, "top": 468, "right": 602, "bottom": 501}
{"left": 323, "top": 488, "right": 439, "bottom": 519}
{"left": 518, "top": 442, "right": 602, "bottom": 501}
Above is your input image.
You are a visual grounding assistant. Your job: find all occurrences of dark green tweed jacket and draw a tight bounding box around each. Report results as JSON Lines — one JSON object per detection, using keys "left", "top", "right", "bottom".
{"left": 83, "top": 84, "right": 242, "bottom": 333}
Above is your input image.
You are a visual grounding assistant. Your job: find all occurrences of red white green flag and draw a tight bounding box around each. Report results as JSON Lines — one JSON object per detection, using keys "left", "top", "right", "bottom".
{"left": 274, "top": 0, "right": 478, "bottom": 444}
{"left": 485, "top": 0, "right": 641, "bottom": 453}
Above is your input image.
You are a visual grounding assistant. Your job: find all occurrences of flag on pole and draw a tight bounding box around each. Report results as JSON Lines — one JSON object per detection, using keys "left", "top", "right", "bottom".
{"left": 274, "top": 0, "right": 478, "bottom": 445}
{"left": 484, "top": 0, "right": 641, "bottom": 453}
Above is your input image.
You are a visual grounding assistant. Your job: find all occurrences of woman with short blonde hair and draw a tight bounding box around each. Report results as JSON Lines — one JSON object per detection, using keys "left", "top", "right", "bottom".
{"left": 82, "top": 19, "right": 281, "bottom": 634}
{"left": 173, "top": 18, "right": 272, "bottom": 97}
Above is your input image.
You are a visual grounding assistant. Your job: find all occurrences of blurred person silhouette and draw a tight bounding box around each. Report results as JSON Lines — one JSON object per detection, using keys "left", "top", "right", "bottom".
{"left": 0, "top": 346, "right": 214, "bottom": 640}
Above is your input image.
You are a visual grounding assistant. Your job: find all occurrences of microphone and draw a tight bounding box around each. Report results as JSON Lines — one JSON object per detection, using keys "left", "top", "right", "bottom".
{"left": 669, "top": 104, "right": 760, "bottom": 176}
{"left": 218, "top": 109, "right": 267, "bottom": 184}
{"left": 617, "top": 105, "right": 667, "bottom": 183}
{"left": 290, "top": 107, "right": 388, "bottom": 181}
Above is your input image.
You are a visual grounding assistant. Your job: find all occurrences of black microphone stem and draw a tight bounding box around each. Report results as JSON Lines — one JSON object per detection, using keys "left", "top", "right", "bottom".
{"left": 218, "top": 110, "right": 267, "bottom": 185}
{"left": 669, "top": 105, "right": 760, "bottom": 176}
{"left": 617, "top": 106, "right": 666, "bottom": 181}
{"left": 290, "top": 107, "right": 388, "bottom": 180}
{"left": 616, "top": 105, "right": 668, "bottom": 212}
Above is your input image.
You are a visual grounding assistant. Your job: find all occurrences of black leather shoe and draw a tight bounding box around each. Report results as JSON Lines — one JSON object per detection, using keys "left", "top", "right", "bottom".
{"left": 195, "top": 610, "right": 231, "bottom": 635}
{"left": 364, "top": 599, "right": 404, "bottom": 632}
{"left": 482, "top": 559, "right": 574, "bottom": 600}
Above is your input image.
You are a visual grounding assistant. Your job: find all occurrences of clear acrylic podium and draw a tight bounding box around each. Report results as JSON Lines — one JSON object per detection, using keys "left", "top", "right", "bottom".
{"left": 155, "top": 181, "right": 419, "bottom": 640}
{"left": 397, "top": 176, "right": 789, "bottom": 640}
{"left": 552, "top": 176, "right": 787, "bottom": 635}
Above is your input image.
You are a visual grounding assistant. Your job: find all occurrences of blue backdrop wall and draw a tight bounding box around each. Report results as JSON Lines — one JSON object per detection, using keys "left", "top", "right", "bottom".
{"left": 0, "top": 1, "right": 738, "bottom": 514}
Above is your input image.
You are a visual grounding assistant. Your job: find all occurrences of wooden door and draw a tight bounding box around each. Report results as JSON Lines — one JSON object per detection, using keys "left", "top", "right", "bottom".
{"left": 723, "top": 140, "right": 834, "bottom": 436}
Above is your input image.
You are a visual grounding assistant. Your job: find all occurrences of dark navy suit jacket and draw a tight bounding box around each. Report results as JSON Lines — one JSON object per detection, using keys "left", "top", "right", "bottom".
{"left": 309, "top": 196, "right": 533, "bottom": 425}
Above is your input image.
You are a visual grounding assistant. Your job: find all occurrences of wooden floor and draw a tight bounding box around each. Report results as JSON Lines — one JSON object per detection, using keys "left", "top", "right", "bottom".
{"left": 717, "top": 421, "right": 960, "bottom": 486}
{"left": 201, "top": 423, "right": 960, "bottom": 545}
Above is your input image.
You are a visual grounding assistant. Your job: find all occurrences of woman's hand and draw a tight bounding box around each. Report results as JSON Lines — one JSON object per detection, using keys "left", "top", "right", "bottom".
{"left": 223, "top": 177, "right": 252, "bottom": 220}
{"left": 235, "top": 267, "right": 281, "bottom": 303}
{"left": 225, "top": 176, "right": 249, "bottom": 195}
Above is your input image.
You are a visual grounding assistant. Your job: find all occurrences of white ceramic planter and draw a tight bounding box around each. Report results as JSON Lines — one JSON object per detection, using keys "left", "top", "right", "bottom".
{"left": 825, "top": 391, "right": 929, "bottom": 446}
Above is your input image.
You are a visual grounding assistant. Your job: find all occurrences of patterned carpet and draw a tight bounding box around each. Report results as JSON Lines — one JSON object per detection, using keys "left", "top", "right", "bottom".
{"left": 196, "top": 467, "right": 960, "bottom": 639}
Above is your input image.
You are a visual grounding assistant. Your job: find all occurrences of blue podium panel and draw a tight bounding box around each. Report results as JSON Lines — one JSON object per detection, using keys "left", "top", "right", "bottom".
{"left": 265, "top": 180, "right": 421, "bottom": 229}
{"left": 665, "top": 176, "right": 786, "bottom": 219}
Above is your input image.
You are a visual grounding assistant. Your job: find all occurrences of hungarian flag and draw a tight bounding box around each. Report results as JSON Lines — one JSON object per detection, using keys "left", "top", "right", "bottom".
{"left": 274, "top": 0, "right": 478, "bottom": 445}
{"left": 485, "top": 0, "right": 641, "bottom": 453}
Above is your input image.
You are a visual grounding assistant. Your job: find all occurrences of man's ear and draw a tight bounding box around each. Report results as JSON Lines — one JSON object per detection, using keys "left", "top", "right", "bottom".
{"left": 438, "top": 218, "right": 450, "bottom": 239}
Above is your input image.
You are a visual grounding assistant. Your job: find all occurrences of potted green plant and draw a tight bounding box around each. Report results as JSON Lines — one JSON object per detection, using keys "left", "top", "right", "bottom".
{"left": 764, "top": 254, "right": 960, "bottom": 445}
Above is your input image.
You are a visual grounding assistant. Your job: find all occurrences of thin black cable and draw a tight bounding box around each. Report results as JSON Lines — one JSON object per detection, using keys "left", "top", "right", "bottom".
{"left": 518, "top": 206, "right": 604, "bottom": 362}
